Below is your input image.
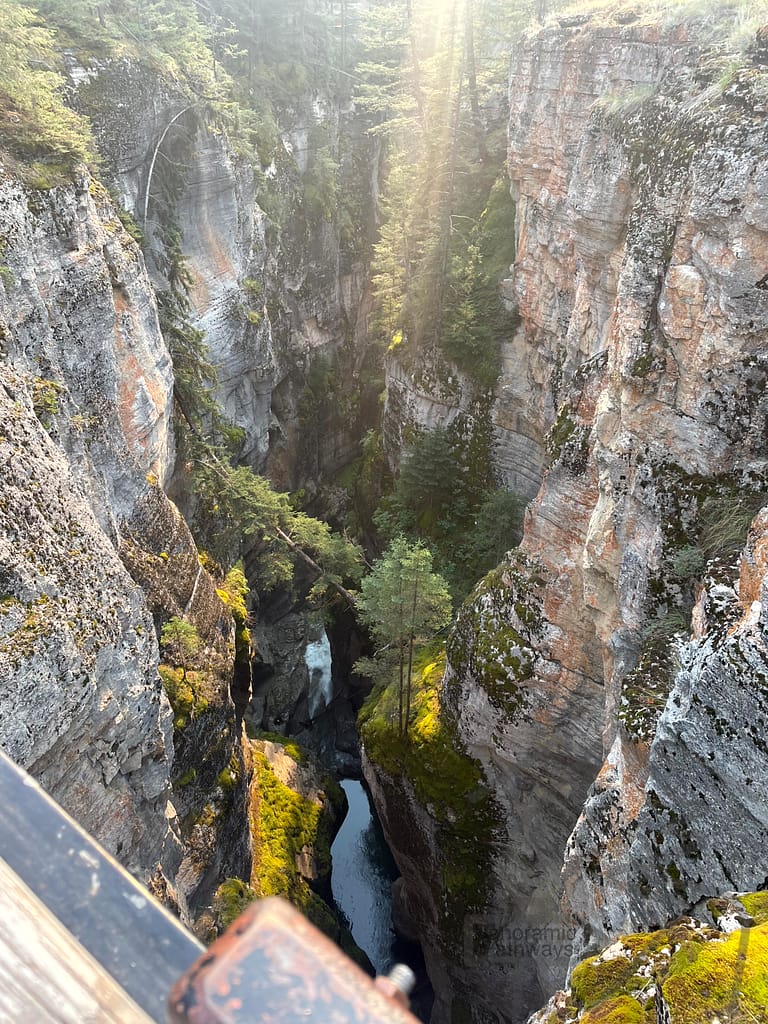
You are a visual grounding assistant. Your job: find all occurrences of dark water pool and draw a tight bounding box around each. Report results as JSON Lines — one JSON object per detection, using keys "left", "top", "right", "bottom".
{"left": 330, "top": 779, "right": 434, "bottom": 1021}
{"left": 330, "top": 779, "right": 399, "bottom": 973}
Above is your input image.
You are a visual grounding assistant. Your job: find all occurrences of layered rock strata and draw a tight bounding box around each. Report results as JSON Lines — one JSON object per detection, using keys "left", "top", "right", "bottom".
{"left": 75, "top": 59, "right": 375, "bottom": 492}
{"left": 0, "top": 170, "right": 248, "bottom": 916}
{"left": 368, "top": 11, "right": 768, "bottom": 1024}
{"left": 0, "top": 363, "right": 177, "bottom": 877}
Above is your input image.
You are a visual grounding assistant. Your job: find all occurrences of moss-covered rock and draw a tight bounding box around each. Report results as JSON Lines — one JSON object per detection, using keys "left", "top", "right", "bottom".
{"left": 447, "top": 551, "right": 544, "bottom": 722}
{"left": 531, "top": 900, "right": 768, "bottom": 1023}
{"left": 360, "top": 645, "right": 501, "bottom": 942}
{"left": 663, "top": 922, "right": 768, "bottom": 1023}
{"left": 581, "top": 995, "right": 644, "bottom": 1023}
{"left": 739, "top": 892, "right": 768, "bottom": 926}
{"left": 244, "top": 736, "right": 367, "bottom": 967}
{"left": 159, "top": 664, "right": 212, "bottom": 730}
{"left": 546, "top": 403, "right": 591, "bottom": 474}
{"left": 211, "top": 877, "right": 259, "bottom": 931}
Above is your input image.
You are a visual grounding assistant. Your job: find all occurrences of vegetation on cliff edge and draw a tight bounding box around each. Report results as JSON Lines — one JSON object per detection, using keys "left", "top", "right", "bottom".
{"left": 0, "top": 0, "right": 94, "bottom": 176}
{"left": 360, "top": 645, "right": 501, "bottom": 940}
{"left": 556, "top": 905, "right": 768, "bottom": 1023}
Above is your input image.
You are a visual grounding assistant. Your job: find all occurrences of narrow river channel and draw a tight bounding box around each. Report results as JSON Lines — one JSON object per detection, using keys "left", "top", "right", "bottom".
{"left": 330, "top": 779, "right": 398, "bottom": 973}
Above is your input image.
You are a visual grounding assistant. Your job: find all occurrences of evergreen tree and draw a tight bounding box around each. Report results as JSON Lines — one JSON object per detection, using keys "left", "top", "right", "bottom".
{"left": 190, "top": 452, "right": 363, "bottom": 605}
{"left": 356, "top": 537, "right": 452, "bottom": 736}
{"left": 160, "top": 616, "right": 201, "bottom": 681}
{"left": 0, "top": 0, "right": 94, "bottom": 168}
{"left": 360, "top": 0, "right": 540, "bottom": 370}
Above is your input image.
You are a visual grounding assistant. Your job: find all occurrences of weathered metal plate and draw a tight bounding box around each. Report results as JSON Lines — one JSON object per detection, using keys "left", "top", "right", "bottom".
{"left": 169, "top": 897, "right": 422, "bottom": 1024}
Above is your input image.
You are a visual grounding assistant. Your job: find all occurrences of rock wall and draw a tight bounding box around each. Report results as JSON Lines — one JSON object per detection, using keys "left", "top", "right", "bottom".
{"left": 0, "top": 172, "right": 180, "bottom": 877}
{"left": 528, "top": 889, "right": 768, "bottom": 1023}
{"left": 76, "top": 59, "right": 375, "bottom": 493}
{"left": 0, "top": 363, "right": 178, "bottom": 878}
{"left": 0, "top": 171, "right": 174, "bottom": 521}
{"left": 366, "top": 10, "right": 768, "bottom": 1024}
{"left": 362, "top": 751, "right": 457, "bottom": 1019}
{"left": 70, "top": 56, "right": 378, "bottom": 775}
{"left": 565, "top": 509, "right": 768, "bottom": 955}
{"left": 0, "top": 167, "right": 250, "bottom": 917}
{"left": 1, "top": 11, "right": 375, "bottom": 935}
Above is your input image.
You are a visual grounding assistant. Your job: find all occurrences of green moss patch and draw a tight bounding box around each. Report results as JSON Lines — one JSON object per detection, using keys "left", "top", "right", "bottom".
{"left": 447, "top": 552, "right": 544, "bottom": 721}
{"left": 245, "top": 727, "right": 304, "bottom": 763}
{"left": 565, "top": 913, "right": 768, "bottom": 1024}
{"left": 546, "top": 404, "right": 591, "bottom": 474}
{"left": 176, "top": 767, "right": 196, "bottom": 787}
{"left": 663, "top": 922, "right": 768, "bottom": 1023}
{"left": 250, "top": 748, "right": 323, "bottom": 894}
{"left": 217, "top": 564, "right": 252, "bottom": 686}
{"left": 212, "top": 877, "right": 258, "bottom": 931}
{"left": 571, "top": 926, "right": 694, "bottom": 1016}
{"left": 217, "top": 751, "right": 241, "bottom": 792}
{"left": 360, "top": 644, "right": 501, "bottom": 940}
{"left": 30, "top": 377, "right": 65, "bottom": 428}
{"left": 158, "top": 664, "right": 211, "bottom": 730}
{"left": 248, "top": 746, "right": 339, "bottom": 941}
{"left": 361, "top": 646, "right": 485, "bottom": 813}
{"left": 571, "top": 954, "right": 640, "bottom": 1009}
{"left": 581, "top": 995, "right": 644, "bottom": 1023}
{"left": 739, "top": 892, "right": 768, "bottom": 925}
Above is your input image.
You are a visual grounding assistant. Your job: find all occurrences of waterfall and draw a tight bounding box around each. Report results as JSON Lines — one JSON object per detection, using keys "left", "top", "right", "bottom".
{"left": 304, "top": 629, "right": 333, "bottom": 718}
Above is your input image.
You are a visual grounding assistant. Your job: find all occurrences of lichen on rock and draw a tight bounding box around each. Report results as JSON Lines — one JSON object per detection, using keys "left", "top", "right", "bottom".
{"left": 527, "top": 892, "right": 768, "bottom": 1024}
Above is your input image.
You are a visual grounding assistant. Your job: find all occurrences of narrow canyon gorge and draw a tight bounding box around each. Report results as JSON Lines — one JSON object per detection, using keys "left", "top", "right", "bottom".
{"left": 1, "top": 2, "right": 768, "bottom": 1023}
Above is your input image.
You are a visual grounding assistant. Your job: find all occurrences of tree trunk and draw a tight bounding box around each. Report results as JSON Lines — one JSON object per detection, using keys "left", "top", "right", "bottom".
{"left": 143, "top": 106, "right": 196, "bottom": 228}
{"left": 398, "top": 645, "right": 405, "bottom": 736}
{"left": 464, "top": 0, "right": 487, "bottom": 161}
{"left": 340, "top": 0, "right": 347, "bottom": 70}
{"left": 407, "top": 0, "right": 428, "bottom": 135}
{"left": 404, "top": 572, "right": 420, "bottom": 737}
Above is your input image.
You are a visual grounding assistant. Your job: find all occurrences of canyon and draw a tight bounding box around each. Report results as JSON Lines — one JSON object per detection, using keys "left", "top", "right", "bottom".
{"left": 365, "top": 7, "right": 768, "bottom": 1024}
{"left": 1, "top": 3, "right": 768, "bottom": 1024}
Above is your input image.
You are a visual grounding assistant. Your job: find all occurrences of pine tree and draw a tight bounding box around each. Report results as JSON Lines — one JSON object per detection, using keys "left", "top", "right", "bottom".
{"left": 356, "top": 537, "right": 452, "bottom": 736}
{"left": 160, "top": 617, "right": 201, "bottom": 681}
{"left": 0, "top": 0, "right": 94, "bottom": 168}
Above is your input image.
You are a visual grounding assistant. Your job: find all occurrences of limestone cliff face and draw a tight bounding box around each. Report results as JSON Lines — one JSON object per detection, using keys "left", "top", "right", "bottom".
{"left": 367, "top": 12, "right": 768, "bottom": 1024}
{"left": 69, "top": 59, "right": 376, "bottom": 779}
{"left": 76, "top": 59, "right": 375, "bottom": 493}
{"left": 1, "top": 36, "right": 371, "bottom": 926}
{"left": 0, "top": 364, "right": 173, "bottom": 872}
{"left": 75, "top": 60, "right": 276, "bottom": 471}
{"left": 0, "top": 168, "right": 249, "bottom": 917}
{"left": 565, "top": 510, "right": 768, "bottom": 954}
{"left": 0, "top": 170, "right": 173, "bottom": 523}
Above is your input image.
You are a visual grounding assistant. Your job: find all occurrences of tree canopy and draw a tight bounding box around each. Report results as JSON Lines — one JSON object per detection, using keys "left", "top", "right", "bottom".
{"left": 160, "top": 616, "right": 200, "bottom": 681}
{"left": 0, "top": 0, "right": 94, "bottom": 172}
{"left": 360, "top": 0, "right": 538, "bottom": 380}
{"left": 355, "top": 536, "right": 452, "bottom": 735}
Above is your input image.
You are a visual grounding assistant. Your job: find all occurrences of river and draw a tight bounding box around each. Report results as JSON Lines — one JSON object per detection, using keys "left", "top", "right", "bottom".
{"left": 330, "top": 778, "right": 399, "bottom": 973}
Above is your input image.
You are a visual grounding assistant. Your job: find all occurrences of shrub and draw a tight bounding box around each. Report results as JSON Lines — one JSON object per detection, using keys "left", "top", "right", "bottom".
{"left": 160, "top": 616, "right": 200, "bottom": 681}
{"left": 668, "top": 545, "right": 707, "bottom": 580}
